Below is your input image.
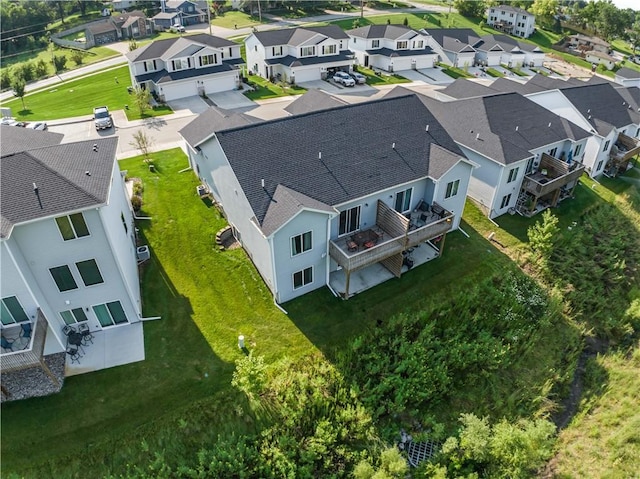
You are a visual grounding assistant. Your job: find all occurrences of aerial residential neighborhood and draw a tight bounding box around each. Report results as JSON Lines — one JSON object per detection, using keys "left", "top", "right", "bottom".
{"left": 1, "top": 0, "right": 640, "bottom": 477}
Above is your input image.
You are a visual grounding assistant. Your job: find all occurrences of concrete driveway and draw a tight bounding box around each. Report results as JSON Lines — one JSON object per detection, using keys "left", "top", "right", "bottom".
{"left": 298, "top": 79, "right": 377, "bottom": 98}
{"left": 397, "top": 68, "right": 454, "bottom": 85}
{"left": 167, "top": 96, "right": 210, "bottom": 115}
{"left": 208, "top": 90, "right": 256, "bottom": 109}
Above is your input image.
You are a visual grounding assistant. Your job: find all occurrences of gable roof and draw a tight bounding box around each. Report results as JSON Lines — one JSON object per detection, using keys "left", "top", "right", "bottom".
{"left": 213, "top": 94, "right": 464, "bottom": 228}
{"left": 615, "top": 67, "right": 640, "bottom": 80}
{"left": 260, "top": 185, "right": 335, "bottom": 237}
{"left": 0, "top": 125, "right": 63, "bottom": 156}
{"left": 87, "top": 21, "right": 118, "bottom": 35}
{"left": 474, "top": 34, "right": 543, "bottom": 54}
{"left": 425, "top": 28, "right": 478, "bottom": 53}
{"left": 560, "top": 82, "right": 640, "bottom": 135}
{"left": 418, "top": 92, "right": 591, "bottom": 165}
{"left": 489, "top": 4, "right": 531, "bottom": 15}
{"left": 348, "top": 24, "right": 420, "bottom": 40}
{"left": 179, "top": 106, "right": 259, "bottom": 148}
{"left": 439, "top": 78, "right": 499, "bottom": 99}
{"left": 127, "top": 34, "right": 236, "bottom": 62}
{"left": 284, "top": 89, "right": 347, "bottom": 116}
{"left": 252, "top": 26, "right": 348, "bottom": 48}
{"left": 1, "top": 138, "right": 118, "bottom": 238}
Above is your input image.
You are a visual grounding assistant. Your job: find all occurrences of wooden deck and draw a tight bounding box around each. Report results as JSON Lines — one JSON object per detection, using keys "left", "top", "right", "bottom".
{"left": 521, "top": 153, "right": 584, "bottom": 199}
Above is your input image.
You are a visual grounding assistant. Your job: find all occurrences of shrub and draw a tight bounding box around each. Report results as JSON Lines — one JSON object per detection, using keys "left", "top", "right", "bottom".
{"left": 131, "top": 195, "right": 142, "bottom": 211}
{"left": 0, "top": 68, "right": 11, "bottom": 90}
{"left": 132, "top": 181, "right": 143, "bottom": 196}
{"left": 69, "top": 50, "right": 85, "bottom": 66}
{"left": 14, "top": 62, "right": 35, "bottom": 82}
{"left": 53, "top": 54, "right": 67, "bottom": 72}
{"left": 34, "top": 59, "right": 48, "bottom": 77}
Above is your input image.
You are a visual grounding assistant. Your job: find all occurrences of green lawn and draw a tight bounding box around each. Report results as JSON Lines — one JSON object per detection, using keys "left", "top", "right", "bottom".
{"left": 211, "top": 10, "right": 269, "bottom": 29}
{"left": 244, "top": 74, "right": 306, "bottom": 100}
{"left": 438, "top": 63, "right": 474, "bottom": 79}
{"left": 356, "top": 66, "right": 411, "bottom": 84}
{"left": 0, "top": 65, "right": 172, "bottom": 121}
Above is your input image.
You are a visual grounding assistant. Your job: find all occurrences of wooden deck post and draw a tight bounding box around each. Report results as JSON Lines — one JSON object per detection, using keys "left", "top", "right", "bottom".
{"left": 438, "top": 232, "right": 447, "bottom": 256}
{"left": 345, "top": 270, "right": 351, "bottom": 300}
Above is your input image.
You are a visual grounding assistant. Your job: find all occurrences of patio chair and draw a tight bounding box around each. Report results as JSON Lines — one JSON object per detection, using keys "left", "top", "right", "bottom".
{"left": 20, "top": 322, "right": 32, "bottom": 339}
{"left": 347, "top": 240, "right": 358, "bottom": 252}
{"left": 1, "top": 336, "right": 15, "bottom": 351}
{"left": 78, "top": 323, "right": 94, "bottom": 345}
{"left": 66, "top": 345, "right": 82, "bottom": 364}
{"left": 62, "top": 325, "right": 76, "bottom": 337}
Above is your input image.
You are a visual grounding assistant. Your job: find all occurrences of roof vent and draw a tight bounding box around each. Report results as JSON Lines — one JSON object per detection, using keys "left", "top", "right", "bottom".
{"left": 515, "top": 126, "right": 519, "bottom": 131}
{"left": 548, "top": 122, "right": 552, "bottom": 128}
{"left": 587, "top": 108, "right": 591, "bottom": 113}
{"left": 261, "top": 178, "right": 265, "bottom": 188}
{"left": 85, "top": 171, "right": 91, "bottom": 176}
{"left": 588, "top": 115, "right": 592, "bottom": 120}
{"left": 425, "top": 125, "right": 429, "bottom": 132}
{"left": 93, "top": 143, "right": 98, "bottom": 152}
{"left": 318, "top": 151, "right": 322, "bottom": 159}
{"left": 476, "top": 133, "right": 480, "bottom": 140}
{"left": 392, "top": 142, "right": 396, "bottom": 149}
{"left": 33, "top": 182, "right": 38, "bottom": 192}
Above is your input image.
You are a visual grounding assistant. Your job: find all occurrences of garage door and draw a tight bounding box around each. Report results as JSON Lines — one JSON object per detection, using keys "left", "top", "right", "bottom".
{"left": 160, "top": 81, "right": 198, "bottom": 101}
{"left": 415, "top": 56, "right": 435, "bottom": 69}
{"left": 292, "top": 68, "right": 320, "bottom": 83}
{"left": 392, "top": 58, "right": 413, "bottom": 71}
{"left": 203, "top": 73, "right": 237, "bottom": 94}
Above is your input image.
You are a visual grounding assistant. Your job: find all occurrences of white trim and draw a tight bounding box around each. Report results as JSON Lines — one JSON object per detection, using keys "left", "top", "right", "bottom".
{"left": 290, "top": 230, "right": 313, "bottom": 257}
{"left": 49, "top": 264, "right": 79, "bottom": 293}
{"left": 90, "top": 299, "right": 130, "bottom": 329}
{"left": 337, "top": 204, "right": 362, "bottom": 238}
{"left": 75, "top": 258, "right": 105, "bottom": 288}
{"left": 0, "top": 295, "right": 29, "bottom": 326}
{"left": 292, "top": 265, "right": 313, "bottom": 290}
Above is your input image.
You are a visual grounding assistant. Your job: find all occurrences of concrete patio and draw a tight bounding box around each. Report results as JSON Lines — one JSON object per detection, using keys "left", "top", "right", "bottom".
{"left": 65, "top": 322, "right": 145, "bottom": 376}
{"left": 329, "top": 240, "right": 441, "bottom": 298}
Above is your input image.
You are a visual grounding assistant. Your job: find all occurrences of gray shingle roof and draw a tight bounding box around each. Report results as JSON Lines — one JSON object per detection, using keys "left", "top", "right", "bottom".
{"left": 0, "top": 125, "right": 63, "bottom": 156}
{"left": 260, "top": 185, "right": 334, "bottom": 237}
{"left": 616, "top": 67, "right": 640, "bottom": 80}
{"left": 489, "top": 4, "right": 531, "bottom": 15}
{"left": 214, "top": 94, "right": 464, "bottom": 227}
{"left": 134, "top": 61, "right": 241, "bottom": 84}
{"left": 473, "top": 34, "right": 542, "bottom": 54}
{"left": 1, "top": 138, "right": 118, "bottom": 238}
{"left": 264, "top": 52, "right": 353, "bottom": 67}
{"left": 418, "top": 92, "right": 591, "bottom": 165}
{"left": 365, "top": 46, "right": 434, "bottom": 57}
{"left": 179, "top": 106, "right": 259, "bottom": 147}
{"left": 252, "top": 26, "right": 348, "bottom": 48}
{"left": 284, "top": 89, "right": 347, "bottom": 116}
{"left": 348, "top": 24, "right": 419, "bottom": 40}
{"left": 127, "top": 34, "right": 236, "bottom": 62}
{"left": 439, "top": 78, "right": 499, "bottom": 99}
{"left": 560, "top": 82, "right": 640, "bottom": 135}
{"left": 424, "top": 28, "right": 479, "bottom": 53}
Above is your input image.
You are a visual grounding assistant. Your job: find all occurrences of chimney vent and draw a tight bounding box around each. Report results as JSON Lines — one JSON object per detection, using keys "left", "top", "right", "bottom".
{"left": 93, "top": 143, "right": 98, "bottom": 152}
{"left": 33, "top": 182, "right": 38, "bottom": 191}
{"left": 476, "top": 133, "right": 480, "bottom": 140}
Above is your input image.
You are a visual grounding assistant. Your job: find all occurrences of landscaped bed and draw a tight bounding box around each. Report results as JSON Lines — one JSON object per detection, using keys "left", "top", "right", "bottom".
{"left": 243, "top": 74, "right": 306, "bottom": 100}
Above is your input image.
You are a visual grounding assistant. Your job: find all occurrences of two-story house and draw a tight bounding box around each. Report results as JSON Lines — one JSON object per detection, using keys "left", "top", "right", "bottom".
{"left": 126, "top": 34, "right": 243, "bottom": 101}
{"left": 526, "top": 82, "right": 640, "bottom": 177}
{"left": 1, "top": 131, "right": 145, "bottom": 401}
{"left": 244, "top": 26, "right": 353, "bottom": 83}
{"left": 568, "top": 34, "right": 610, "bottom": 54}
{"left": 347, "top": 24, "right": 438, "bottom": 72}
{"left": 152, "top": 0, "right": 206, "bottom": 30}
{"left": 179, "top": 93, "right": 475, "bottom": 302}
{"left": 472, "top": 34, "right": 545, "bottom": 68}
{"left": 486, "top": 4, "right": 536, "bottom": 38}
{"left": 407, "top": 89, "right": 591, "bottom": 218}
{"left": 423, "top": 28, "right": 478, "bottom": 68}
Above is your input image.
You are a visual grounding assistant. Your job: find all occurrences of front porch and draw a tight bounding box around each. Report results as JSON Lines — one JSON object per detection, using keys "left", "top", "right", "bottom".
{"left": 606, "top": 133, "right": 640, "bottom": 177}
{"left": 517, "top": 153, "right": 585, "bottom": 216}
{"left": 329, "top": 200, "right": 453, "bottom": 298}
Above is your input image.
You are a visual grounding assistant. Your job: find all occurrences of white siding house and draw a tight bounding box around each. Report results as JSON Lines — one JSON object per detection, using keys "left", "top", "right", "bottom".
{"left": 348, "top": 24, "right": 438, "bottom": 72}
{"left": 487, "top": 4, "right": 535, "bottom": 38}
{"left": 180, "top": 94, "right": 475, "bottom": 302}
{"left": 126, "top": 33, "right": 243, "bottom": 101}
{"left": 245, "top": 26, "right": 352, "bottom": 83}
{"left": 1, "top": 133, "right": 145, "bottom": 400}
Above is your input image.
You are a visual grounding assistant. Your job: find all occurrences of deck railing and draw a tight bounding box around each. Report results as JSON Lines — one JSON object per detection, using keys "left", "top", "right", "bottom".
{"left": 406, "top": 214, "right": 453, "bottom": 248}
{"left": 610, "top": 133, "right": 640, "bottom": 164}
{"left": 522, "top": 153, "right": 585, "bottom": 197}
{"left": 1, "top": 309, "right": 48, "bottom": 373}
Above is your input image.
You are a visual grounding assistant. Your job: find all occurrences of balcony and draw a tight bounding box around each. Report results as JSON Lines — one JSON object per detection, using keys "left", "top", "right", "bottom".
{"left": 1, "top": 310, "right": 59, "bottom": 386}
{"left": 608, "top": 133, "right": 640, "bottom": 173}
{"left": 329, "top": 200, "right": 453, "bottom": 298}
{"left": 521, "top": 153, "right": 584, "bottom": 200}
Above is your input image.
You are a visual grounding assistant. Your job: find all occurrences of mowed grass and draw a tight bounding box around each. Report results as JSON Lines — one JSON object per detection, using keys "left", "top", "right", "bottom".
{"left": 211, "top": 10, "right": 269, "bottom": 29}
{"left": 0, "top": 44, "right": 120, "bottom": 74}
{"left": 244, "top": 74, "right": 306, "bottom": 100}
{"left": 0, "top": 65, "right": 172, "bottom": 121}
{"left": 552, "top": 344, "right": 640, "bottom": 479}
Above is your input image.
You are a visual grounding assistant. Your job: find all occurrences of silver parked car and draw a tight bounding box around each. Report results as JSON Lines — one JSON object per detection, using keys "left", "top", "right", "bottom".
{"left": 350, "top": 72, "right": 367, "bottom": 84}
{"left": 332, "top": 71, "right": 355, "bottom": 87}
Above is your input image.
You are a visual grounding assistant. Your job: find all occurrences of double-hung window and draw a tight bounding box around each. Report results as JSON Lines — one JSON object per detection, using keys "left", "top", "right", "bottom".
{"left": 1, "top": 297, "right": 29, "bottom": 325}
{"left": 291, "top": 231, "right": 312, "bottom": 256}
{"left": 574, "top": 144, "right": 582, "bottom": 157}
{"left": 301, "top": 46, "right": 315, "bottom": 57}
{"left": 92, "top": 301, "right": 128, "bottom": 327}
{"left": 56, "top": 213, "right": 89, "bottom": 241}
{"left": 199, "top": 54, "right": 216, "bottom": 66}
{"left": 50, "top": 265, "right": 78, "bottom": 292}
{"left": 396, "top": 41, "right": 408, "bottom": 49}
{"left": 603, "top": 140, "right": 610, "bottom": 152}
{"left": 445, "top": 179, "right": 460, "bottom": 199}
{"left": 500, "top": 193, "right": 512, "bottom": 209}
{"left": 339, "top": 206, "right": 360, "bottom": 236}
{"left": 372, "top": 39, "right": 380, "bottom": 48}
{"left": 507, "top": 167, "right": 519, "bottom": 183}
{"left": 322, "top": 44, "right": 336, "bottom": 55}
{"left": 293, "top": 267, "right": 313, "bottom": 289}
{"left": 394, "top": 188, "right": 412, "bottom": 213}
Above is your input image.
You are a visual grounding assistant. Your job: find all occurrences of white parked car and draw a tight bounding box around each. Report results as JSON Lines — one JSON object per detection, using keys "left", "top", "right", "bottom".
{"left": 170, "top": 24, "right": 185, "bottom": 33}
{"left": 1, "top": 117, "right": 26, "bottom": 127}
{"left": 332, "top": 71, "right": 355, "bottom": 87}
{"left": 26, "top": 121, "right": 47, "bottom": 130}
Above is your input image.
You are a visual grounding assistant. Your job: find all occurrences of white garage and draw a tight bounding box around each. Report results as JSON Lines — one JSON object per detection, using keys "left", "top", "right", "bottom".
{"left": 291, "top": 67, "right": 321, "bottom": 83}
{"left": 159, "top": 80, "right": 199, "bottom": 102}
{"left": 202, "top": 72, "right": 239, "bottom": 94}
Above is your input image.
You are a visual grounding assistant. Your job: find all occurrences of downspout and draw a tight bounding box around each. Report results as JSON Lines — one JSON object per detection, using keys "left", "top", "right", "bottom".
{"left": 325, "top": 214, "right": 339, "bottom": 298}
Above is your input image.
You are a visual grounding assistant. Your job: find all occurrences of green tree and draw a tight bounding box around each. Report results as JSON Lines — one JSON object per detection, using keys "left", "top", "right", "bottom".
{"left": 0, "top": 68, "right": 11, "bottom": 90}
{"left": 353, "top": 448, "right": 408, "bottom": 479}
{"left": 231, "top": 352, "right": 267, "bottom": 400}
{"left": 132, "top": 85, "right": 152, "bottom": 117}
{"left": 34, "top": 59, "right": 48, "bottom": 77}
{"left": 69, "top": 50, "right": 85, "bottom": 66}
{"left": 453, "top": 0, "right": 485, "bottom": 18}
{"left": 403, "top": 16, "right": 408, "bottom": 26}
{"left": 12, "top": 77, "right": 27, "bottom": 110}
{"left": 530, "top": 0, "right": 559, "bottom": 28}
{"left": 52, "top": 54, "right": 67, "bottom": 72}
{"left": 129, "top": 39, "right": 138, "bottom": 51}
{"left": 129, "top": 129, "right": 154, "bottom": 159}
{"left": 527, "top": 209, "right": 560, "bottom": 266}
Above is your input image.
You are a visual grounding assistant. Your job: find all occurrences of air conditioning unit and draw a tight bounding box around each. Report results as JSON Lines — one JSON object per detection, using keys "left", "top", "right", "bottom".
{"left": 136, "top": 245, "right": 150, "bottom": 262}
{"left": 196, "top": 184, "right": 207, "bottom": 196}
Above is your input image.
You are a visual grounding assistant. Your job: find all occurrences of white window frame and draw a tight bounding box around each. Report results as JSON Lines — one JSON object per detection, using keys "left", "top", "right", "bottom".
{"left": 1, "top": 296, "right": 29, "bottom": 325}
{"left": 500, "top": 193, "right": 512, "bottom": 209}
{"left": 301, "top": 46, "right": 316, "bottom": 57}
{"left": 322, "top": 44, "right": 336, "bottom": 55}
{"left": 75, "top": 258, "right": 105, "bottom": 287}
{"left": 91, "top": 300, "right": 129, "bottom": 328}
{"left": 596, "top": 159, "right": 604, "bottom": 171}
{"left": 60, "top": 308, "right": 89, "bottom": 325}
{"left": 396, "top": 40, "right": 408, "bottom": 50}
{"left": 293, "top": 266, "right": 313, "bottom": 290}
{"left": 371, "top": 39, "right": 380, "bottom": 48}
{"left": 338, "top": 206, "right": 361, "bottom": 237}
{"left": 55, "top": 213, "right": 90, "bottom": 241}
{"left": 291, "top": 231, "right": 312, "bottom": 257}
{"left": 507, "top": 167, "right": 519, "bottom": 183}
{"left": 445, "top": 179, "right": 460, "bottom": 199}
{"left": 603, "top": 140, "right": 610, "bottom": 152}
{"left": 172, "top": 59, "right": 184, "bottom": 71}
{"left": 49, "top": 264, "right": 79, "bottom": 292}
{"left": 574, "top": 144, "right": 582, "bottom": 157}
